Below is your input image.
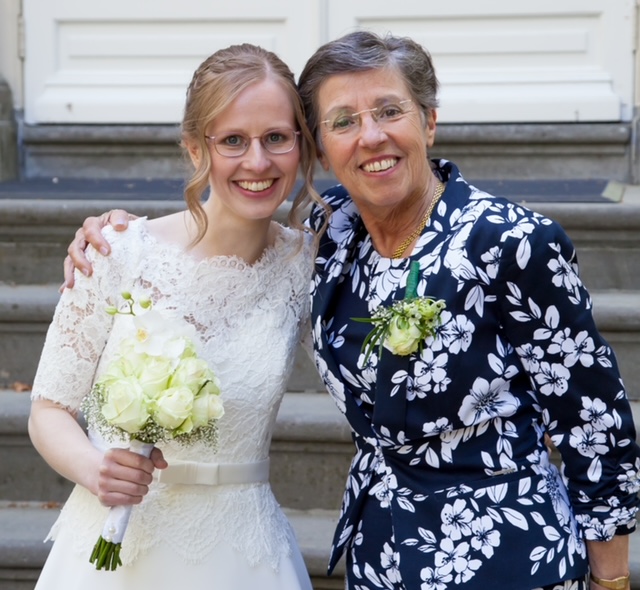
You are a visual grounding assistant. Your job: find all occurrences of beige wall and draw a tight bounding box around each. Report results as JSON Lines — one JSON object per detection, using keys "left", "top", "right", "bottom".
{"left": 0, "top": 0, "right": 22, "bottom": 108}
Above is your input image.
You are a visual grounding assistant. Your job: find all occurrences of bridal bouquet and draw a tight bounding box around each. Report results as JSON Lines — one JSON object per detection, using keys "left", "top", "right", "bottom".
{"left": 82, "top": 291, "right": 224, "bottom": 571}
{"left": 354, "top": 261, "right": 445, "bottom": 362}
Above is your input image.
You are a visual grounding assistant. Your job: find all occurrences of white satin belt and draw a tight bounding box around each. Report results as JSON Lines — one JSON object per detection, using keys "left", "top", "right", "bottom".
{"left": 154, "top": 458, "right": 270, "bottom": 486}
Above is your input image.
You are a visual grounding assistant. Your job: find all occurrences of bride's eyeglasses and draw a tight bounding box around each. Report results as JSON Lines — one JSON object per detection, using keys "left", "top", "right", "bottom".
{"left": 205, "top": 128, "right": 300, "bottom": 157}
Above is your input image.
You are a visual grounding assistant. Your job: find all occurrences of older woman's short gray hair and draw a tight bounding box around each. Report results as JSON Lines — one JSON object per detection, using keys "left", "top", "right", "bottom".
{"left": 298, "top": 30, "right": 439, "bottom": 141}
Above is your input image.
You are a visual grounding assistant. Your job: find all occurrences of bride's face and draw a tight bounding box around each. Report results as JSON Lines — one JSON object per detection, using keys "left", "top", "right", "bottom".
{"left": 196, "top": 78, "right": 301, "bottom": 224}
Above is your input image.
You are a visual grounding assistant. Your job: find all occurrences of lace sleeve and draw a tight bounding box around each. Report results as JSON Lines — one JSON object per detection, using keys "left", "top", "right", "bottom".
{"left": 31, "top": 230, "right": 139, "bottom": 411}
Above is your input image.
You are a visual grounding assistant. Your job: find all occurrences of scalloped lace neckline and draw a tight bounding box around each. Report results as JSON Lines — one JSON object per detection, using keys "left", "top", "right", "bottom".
{"left": 131, "top": 216, "right": 291, "bottom": 272}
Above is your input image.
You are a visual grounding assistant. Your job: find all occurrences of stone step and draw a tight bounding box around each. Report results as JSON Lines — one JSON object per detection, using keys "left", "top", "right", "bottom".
{"left": 0, "top": 197, "right": 265, "bottom": 285}
{"left": 590, "top": 290, "right": 640, "bottom": 402}
{"left": 0, "top": 502, "right": 343, "bottom": 590}
{"left": 532, "top": 200, "right": 640, "bottom": 291}
{"left": 9, "top": 122, "right": 636, "bottom": 182}
{"left": 0, "top": 390, "right": 352, "bottom": 511}
{"left": 3, "top": 502, "right": 640, "bottom": 590}
{"left": 3, "top": 391, "right": 640, "bottom": 588}
{"left": 1, "top": 284, "right": 637, "bottom": 398}
{"left": 1, "top": 197, "right": 640, "bottom": 289}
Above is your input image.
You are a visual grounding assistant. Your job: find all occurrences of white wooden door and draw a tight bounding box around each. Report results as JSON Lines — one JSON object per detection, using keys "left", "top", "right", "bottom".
{"left": 23, "top": 0, "right": 635, "bottom": 124}
{"left": 326, "top": 0, "right": 636, "bottom": 123}
{"left": 23, "top": 0, "right": 321, "bottom": 124}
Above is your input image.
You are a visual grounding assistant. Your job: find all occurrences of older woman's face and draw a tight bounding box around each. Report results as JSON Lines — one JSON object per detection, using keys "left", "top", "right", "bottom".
{"left": 316, "top": 67, "right": 436, "bottom": 214}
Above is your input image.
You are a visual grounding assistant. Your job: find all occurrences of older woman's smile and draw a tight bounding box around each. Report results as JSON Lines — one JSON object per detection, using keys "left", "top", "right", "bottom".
{"left": 361, "top": 157, "right": 399, "bottom": 173}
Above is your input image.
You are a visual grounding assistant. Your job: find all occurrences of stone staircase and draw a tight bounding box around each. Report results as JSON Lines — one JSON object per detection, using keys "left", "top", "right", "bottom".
{"left": 1, "top": 181, "right": 640, "bottom": 589}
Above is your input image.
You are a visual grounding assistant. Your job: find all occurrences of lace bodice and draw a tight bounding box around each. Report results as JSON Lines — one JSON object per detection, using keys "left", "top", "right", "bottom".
{"left": 31, "top": 219, "right": 313, "bottom": 568}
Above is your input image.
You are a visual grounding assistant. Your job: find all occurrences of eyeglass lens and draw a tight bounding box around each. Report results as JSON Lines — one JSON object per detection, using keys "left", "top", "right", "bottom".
{"left": 208, "top": 129, "right": 298, "bottom": 157}
{"left": 323, "top": 100, "right": 412, "bottom": 134}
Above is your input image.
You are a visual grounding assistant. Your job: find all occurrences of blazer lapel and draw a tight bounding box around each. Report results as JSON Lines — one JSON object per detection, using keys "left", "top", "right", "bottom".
{"left": 312, "top": 218, "right": 375, "bottom": 439}
{"left": 371, "top": 276, "right": 412, "bottom": 438}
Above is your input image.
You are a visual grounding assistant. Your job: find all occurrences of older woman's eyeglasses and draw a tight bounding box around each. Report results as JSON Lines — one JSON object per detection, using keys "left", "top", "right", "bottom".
{"left": 321, "top": 100, "right": 414, "bottom": 135}
{"left": 204, "top": 128, "right": 300, "bottom": 157}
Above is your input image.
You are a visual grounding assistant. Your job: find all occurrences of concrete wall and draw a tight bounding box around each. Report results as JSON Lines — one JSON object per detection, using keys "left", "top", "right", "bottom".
{"left": 0, "top": 0, "right": 22, "bottom": 109}
{"left": 0, "top": 77, "right": 17, "bottom": 180}
{"left": 0, "top": 0, "right": 21, "bottom": 180}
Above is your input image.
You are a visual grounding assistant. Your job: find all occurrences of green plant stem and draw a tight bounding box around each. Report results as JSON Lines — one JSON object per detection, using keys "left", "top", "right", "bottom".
{"left": 89, "top": 536, "right": 123, "bottom": 571}
{"left": 406, "top": 261, "right": 420, "bottom": 299}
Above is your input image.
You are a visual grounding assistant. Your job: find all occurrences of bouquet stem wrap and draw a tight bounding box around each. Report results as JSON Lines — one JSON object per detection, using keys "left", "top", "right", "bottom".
{"left": 89, "top": 440, "right": 154, "bottom": 570}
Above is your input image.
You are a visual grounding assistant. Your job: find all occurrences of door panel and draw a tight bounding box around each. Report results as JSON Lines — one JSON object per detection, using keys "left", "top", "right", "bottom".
{"left": 23, "top": 0, "right": 321, "bottom": 123}
{"left": 327, "top": 0, "right": 634, "bottom": 122}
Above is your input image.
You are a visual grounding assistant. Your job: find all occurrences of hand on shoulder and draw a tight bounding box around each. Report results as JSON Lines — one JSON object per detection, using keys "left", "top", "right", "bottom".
{"left": 62, "top": 209, "right": 137, "bottom": 291}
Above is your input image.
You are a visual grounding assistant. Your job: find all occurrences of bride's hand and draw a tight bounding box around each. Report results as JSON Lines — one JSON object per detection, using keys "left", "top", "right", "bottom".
{"left": 61, "top": 209, "right": 135, "bottom": 291}
{"left": 95, "top": 447, "right": 167, "bottom": 507}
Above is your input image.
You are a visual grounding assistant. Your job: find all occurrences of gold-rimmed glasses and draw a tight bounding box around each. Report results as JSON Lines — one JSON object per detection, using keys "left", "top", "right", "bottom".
{"left": 320, "top": 100, "right": 414, "bottom": 136}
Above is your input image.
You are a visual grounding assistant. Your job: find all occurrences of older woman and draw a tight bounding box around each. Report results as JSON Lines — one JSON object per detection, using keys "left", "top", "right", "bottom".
{"left": 297, "top": 31, "right": 639, "bottom": 590}
{"left": 66, "top": 31, "right": 638, "bottom": 590}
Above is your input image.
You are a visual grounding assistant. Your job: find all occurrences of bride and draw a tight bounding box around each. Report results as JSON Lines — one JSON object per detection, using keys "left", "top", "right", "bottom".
{"left": 27, "top": 43, "right": 323, "bottom": 590}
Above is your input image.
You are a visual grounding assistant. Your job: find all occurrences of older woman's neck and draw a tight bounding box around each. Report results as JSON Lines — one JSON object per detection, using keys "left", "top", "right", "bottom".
{"left": 358, "top": 186, "right": 435, "bottom": 260}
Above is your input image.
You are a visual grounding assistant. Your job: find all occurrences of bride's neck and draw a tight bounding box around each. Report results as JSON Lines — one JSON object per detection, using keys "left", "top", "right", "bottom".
{"left": 186, "top": 209, "right": 274, "bottom": 264}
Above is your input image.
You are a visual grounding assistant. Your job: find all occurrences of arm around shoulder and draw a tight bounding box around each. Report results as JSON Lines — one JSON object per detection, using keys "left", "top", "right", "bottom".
{"left": 64, "top": 208, "right": 137, "bottom": 288}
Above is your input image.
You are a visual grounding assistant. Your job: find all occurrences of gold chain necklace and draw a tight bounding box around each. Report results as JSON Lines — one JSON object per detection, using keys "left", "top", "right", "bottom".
{"left": 391, "top": 181, "right": 445, "bottom": 259}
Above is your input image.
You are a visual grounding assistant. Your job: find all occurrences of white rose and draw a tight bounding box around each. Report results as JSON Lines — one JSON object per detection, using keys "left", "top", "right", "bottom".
{"left": 199, "top": 376, "right": 221, "bottom": 398}
{"left": 97, "top": 360, "right": 129, "bottom": 387}
{"left": 97, "top": 349, "right": 145, "bottom": 387}
{"left": 152, "top": 386, "right": 194, "bottom": 431}
{"left": 192, "top": 391, "right": 225, "bottom": 428}
{"left": 135, "top": 355, "right": 174, "bottom": 398}
{"left": 384, "top": 316, "right": 422, "bottom": 356}
{"left": 100, "top": 377, "right": 149, "bottom": 434}
{"left": 170, "top": 358, "right": 213, "bottom": 393}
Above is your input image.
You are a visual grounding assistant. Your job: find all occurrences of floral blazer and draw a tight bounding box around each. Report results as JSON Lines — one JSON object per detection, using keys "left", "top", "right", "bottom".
{"left": 308, "top": 160, "right": 640, "bottom": 589}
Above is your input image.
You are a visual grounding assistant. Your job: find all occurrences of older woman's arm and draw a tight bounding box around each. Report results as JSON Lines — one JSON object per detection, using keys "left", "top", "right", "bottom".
{"left": 587, "top": 537, "right": 630, "bottom": 589}
{"left": 493, "top": 210, "right": 639, "bottom": 588}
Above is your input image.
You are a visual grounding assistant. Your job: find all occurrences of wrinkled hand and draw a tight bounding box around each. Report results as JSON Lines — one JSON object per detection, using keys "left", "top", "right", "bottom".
{"left": 95, "top": 447, "right": 167, "bottom": 507}
{"left": 61, "top": 209, "right": 135, "bottom": 291}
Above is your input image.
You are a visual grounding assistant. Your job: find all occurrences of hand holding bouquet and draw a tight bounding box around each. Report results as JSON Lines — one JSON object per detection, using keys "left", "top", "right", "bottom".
{"left": 82, "top": 291, "right": 224, "bottom": 570}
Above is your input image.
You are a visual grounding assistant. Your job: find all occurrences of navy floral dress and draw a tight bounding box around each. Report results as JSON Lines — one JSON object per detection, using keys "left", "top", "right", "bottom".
{"left": 308, "top": 160, "right": 640, "bottom": 590}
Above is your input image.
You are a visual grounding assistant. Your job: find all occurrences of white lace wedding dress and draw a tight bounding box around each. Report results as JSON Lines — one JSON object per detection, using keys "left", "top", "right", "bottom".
{"left": 31, "top": 219, "right": 314, "bottom": 590}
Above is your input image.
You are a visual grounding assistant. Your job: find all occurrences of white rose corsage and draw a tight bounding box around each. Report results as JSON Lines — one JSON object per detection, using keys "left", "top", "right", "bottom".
{"left": 81, "top": 291, "right": 224, "bottom": 571}
{"left": 354, "top": 261, "right": 445, "bottom": 362}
